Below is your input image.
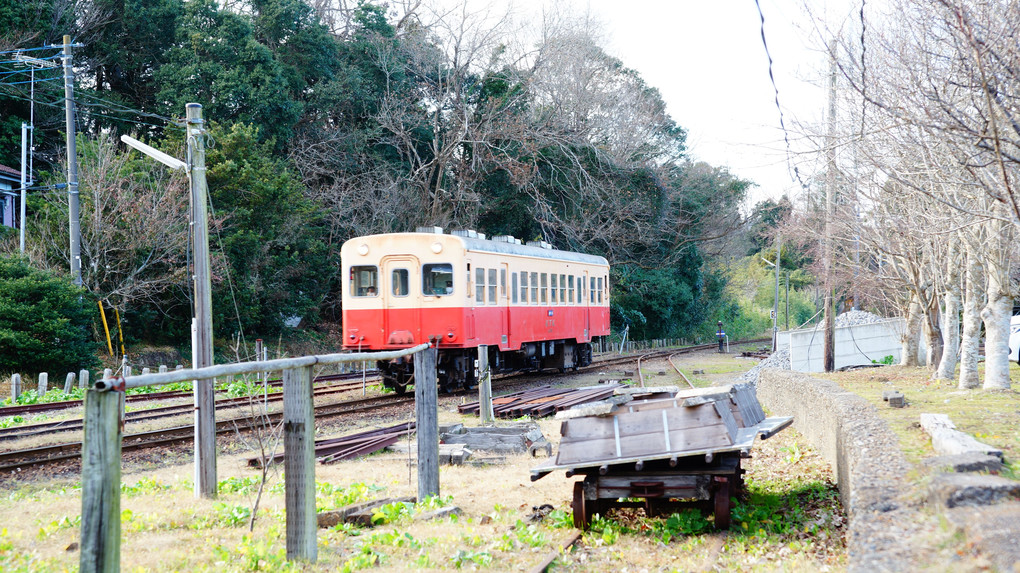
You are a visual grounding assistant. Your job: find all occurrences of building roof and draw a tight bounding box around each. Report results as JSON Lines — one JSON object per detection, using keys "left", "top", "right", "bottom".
{"left": 0, "top": 164, "right": 21, "bottom": 181}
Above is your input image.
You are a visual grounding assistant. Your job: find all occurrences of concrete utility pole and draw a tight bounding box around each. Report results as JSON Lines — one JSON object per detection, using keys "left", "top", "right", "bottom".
{"left": 823, "top": 40, "right": 837, "bottom": 372}
{"left": 19, "top": 123, "right": 28, "bottom": 252}
{"left": 187, "top": 103, "right": 217, "bottom": 498}
{"left": 62, "top": 35, "right": 81, "bottom": 287}
{"left": 773, "top": 234, "right": 781, "bottom": 352}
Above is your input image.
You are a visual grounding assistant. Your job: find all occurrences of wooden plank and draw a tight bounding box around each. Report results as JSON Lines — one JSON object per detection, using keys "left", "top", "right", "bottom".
{"left": 555, "top": 421, "right": 733, "bottom": 465}
{"left": 713, "top": 400, "right": 739, "bottom": 440}
{"left": 561, "top": 404, "right": 721, "bottom": 440}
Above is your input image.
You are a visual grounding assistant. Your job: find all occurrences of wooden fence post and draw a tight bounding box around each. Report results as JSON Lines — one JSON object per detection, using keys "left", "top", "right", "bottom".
{"left": 283, "top": 366, "right": 316, "bottom": 563}
{"left": 38, "top": 372, "right": 48, "bottom": 396}
{"left": 415, "top": 345, "right": 439, "bottom": 500}
{"left": 477, "top": 346, "right": 494, "bottom": 424}
{"left": 64, "top": 373, "right": 75, "bottom": 393}
{"left": 80, "top": 387, "right": 122, "bottom": 573}
{"left": 78, "top": 369, "right": 90, "bottom": 389}
{"left": 11, "top": 373, "right": 20, "bottom": 402}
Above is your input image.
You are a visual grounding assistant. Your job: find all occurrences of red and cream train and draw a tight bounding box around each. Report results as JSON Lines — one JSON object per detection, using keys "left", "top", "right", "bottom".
{"left": 341, "top": 228, "right": 610, "bottom": 392}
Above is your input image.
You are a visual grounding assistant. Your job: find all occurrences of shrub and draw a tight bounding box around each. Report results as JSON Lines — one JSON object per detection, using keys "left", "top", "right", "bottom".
{"left": 0, "top": 256, "right": 100, "bottom": 377}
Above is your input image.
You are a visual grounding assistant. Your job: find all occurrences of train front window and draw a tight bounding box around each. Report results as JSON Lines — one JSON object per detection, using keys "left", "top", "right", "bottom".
{"left": 540, "top": 273, "right": 548, "bottom": 304}
{"left": 568, "top": 275, "right": 575, "bottom": 304}
{"left": 351, "top": 266, "right": 378, "bottom": 297}
{"left": 423, "top": 263, "right": 454, "bottom": 296}
{"left": 551, "top": 274, "right": 558, "bottom": 304}
{"left": 391, "top": 269, "right": 409, "bottom": 297}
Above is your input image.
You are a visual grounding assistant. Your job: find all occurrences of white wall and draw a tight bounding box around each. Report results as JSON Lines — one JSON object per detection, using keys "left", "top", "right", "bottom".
{"left": 785, "top": 318, "right": 925, "bottom": 372}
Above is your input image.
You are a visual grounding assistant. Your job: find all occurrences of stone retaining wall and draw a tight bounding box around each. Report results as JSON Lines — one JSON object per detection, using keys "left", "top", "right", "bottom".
{"left": 756, "top": 368, "right": 929, "bottom": 572}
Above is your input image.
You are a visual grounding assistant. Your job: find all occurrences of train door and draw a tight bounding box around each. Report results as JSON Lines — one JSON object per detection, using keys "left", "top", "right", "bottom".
{"left": 500, "top": 263, "right": 510, "bottom": 349}
{"left": 582, "top": 270, "right": 590, "bottom": 341}
{"left": 381, "top": 256, "right": 420, "bottom": 345}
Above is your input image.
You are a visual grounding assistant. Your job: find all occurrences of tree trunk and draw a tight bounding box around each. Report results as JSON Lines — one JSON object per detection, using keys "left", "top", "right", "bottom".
{"left": 900, "top": 295, "right": 922, "bottom": 367}
{"left": 982, "top": 265, "right": 1012, "bottom": 390}
{"left": 922, "top": 295, "right": 943, "bottom": 370}
{"left": 958, "top": 252, "right": 983, "bottom": 389}
{"left": 935, "top": 286, "right": 961, "bottom": 380}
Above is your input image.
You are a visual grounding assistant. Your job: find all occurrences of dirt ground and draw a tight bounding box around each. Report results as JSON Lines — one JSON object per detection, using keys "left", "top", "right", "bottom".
{"left": 0, "top": 344, "right": 846, "bottom": 572}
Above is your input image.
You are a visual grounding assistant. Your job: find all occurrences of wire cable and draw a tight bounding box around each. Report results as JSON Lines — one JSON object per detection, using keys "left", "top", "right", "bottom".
{"left": 754, "top": 0, "right": 811, "bottom": 192}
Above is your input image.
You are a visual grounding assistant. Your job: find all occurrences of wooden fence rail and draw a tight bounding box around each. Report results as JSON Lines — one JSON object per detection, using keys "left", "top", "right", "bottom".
{"left": 80, "top": 343, "right": 433, "bottom": 572}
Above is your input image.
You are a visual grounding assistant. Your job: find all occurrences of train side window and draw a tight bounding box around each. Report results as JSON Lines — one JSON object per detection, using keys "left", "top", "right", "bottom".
{"left": 568, "top": 275, "right": 575, "bottom": 304}
{"left": 488, "top": 269, "right": 497, "bottom": 304}
{"left": 590, "top": 277, "right": 595, "bottom": 303}
{"left": 391, "top": 269, "right": 409, "bottom": 296}
{"left": 530, "top": 272, "right": 538, "bottom": 304}
{"left": 559, "top": 274, "right": 567, "bottom": 304}
{"left": 476, "top": 268, "right": 486, "bottom": 302}
{"left": 423, "top": 263, "right": 454, "bottom": 296}
{"left": 540, "top": 273, "right": 548, "bottom": 304}
{"left": 550, "top": 274, "right": 558, "bottom": 304}
{"left": 512, "top": 272, "right": 518, "bottom": 304}
{"left": 500, "top": 269, "right": 506, "bottom": 298}
{"left": 351, "top": 266, "right": 378, "bottom": 297}
{"left": 521, "top": 272, "right": 528, "bottom": 303}
{"left": 597, "top": 277, "right": 604, "bottom": 304}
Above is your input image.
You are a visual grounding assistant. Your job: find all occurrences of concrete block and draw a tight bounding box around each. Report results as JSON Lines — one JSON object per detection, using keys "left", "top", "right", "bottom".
{"left": 317, "top": 496, "right": 416, "bottom": 528}
{"left": 883, "top": 391, "right": 905, "bottom": 407}
{"left": 923, "top": 452, "right": 1004, "bottom": 474}
{"left": 415, "top": 506, "right": 462, "bottom": 522}
{"left": 929, "top": 473, "right": 1020, "bottom": 508}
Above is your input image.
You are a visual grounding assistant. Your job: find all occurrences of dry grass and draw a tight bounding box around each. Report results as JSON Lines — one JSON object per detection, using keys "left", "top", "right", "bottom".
{"left": 0, "top": 347, "right": 847, "bottom": 572}
{"left": 813, "top": 364, "right": 1020, "bottom": 472}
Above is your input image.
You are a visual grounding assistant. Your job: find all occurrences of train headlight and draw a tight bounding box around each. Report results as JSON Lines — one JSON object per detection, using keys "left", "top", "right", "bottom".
{"left": 357, "top": 244, "right": 369, "bottom": 256}
{"left": 431, "top": 241, "right": 443, "bottom": 254}
{"left": 447, "top": 332, "right": 455, "bottom": 339}
{"left": 349, "top": 334, "right": 356, "bottom": 340}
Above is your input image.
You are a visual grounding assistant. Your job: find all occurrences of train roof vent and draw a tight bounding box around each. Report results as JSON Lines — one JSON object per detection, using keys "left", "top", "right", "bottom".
{"left": 451, "top": 229, "right": 478, "bottom": 239}
{"left": 527, "top": 240, "right": 553, "bottom": 250}
{"left": 416, "top": 226, "right": 444, "bottom": 234}
{"left": 493, "top": 235, "right": 517, "bottom": 244}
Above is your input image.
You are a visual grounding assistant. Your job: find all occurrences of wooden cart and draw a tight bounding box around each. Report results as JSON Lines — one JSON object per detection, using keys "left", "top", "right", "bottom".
{"left": 531, "top": 383, "right": 792, "bottom": 529}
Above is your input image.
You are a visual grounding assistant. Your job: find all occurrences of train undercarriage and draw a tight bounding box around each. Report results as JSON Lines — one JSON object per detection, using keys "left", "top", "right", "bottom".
{"left": 377, "top": 338, "right": 600, "bottom": 394}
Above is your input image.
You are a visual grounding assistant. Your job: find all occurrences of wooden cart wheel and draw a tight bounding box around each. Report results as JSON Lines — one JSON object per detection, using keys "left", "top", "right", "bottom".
{"left": 713, "top": 476, "right": 731, "bottom": 529}
{"left": 572, "top": 481, "right": 591, "bottom": 530}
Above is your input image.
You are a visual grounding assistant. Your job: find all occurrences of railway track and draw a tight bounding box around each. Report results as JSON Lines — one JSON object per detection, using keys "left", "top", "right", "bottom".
{"left": 0, "top": 391, "right": 414, "bottom": 475}
{"left": 0, "top": 376, "right": 381, "bottom": 442}
{"left": 0, "top": 370, "right": 377, "bottom": 418}
{"left": 0, "top": 340, "right": 768, "bottom": 476}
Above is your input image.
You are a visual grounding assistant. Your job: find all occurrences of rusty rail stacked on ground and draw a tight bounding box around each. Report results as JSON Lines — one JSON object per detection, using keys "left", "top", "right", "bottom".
{"left": 458, "top": 384, "right": 623, "bottom": 419}
{"left": 248, "top": 422, "right": 416, "bottom": 467}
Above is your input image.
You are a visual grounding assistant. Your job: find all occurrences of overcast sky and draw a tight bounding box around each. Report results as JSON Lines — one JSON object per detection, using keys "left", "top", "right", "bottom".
{"left": 487, "top": 0, "right": 858, "bottom": 206}
{"left": 570, "top": 0, "right": 847, "bottom": 205}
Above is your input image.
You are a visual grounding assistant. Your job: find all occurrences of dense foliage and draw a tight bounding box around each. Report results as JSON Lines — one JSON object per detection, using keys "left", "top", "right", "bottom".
{"left": 0, "top": 255, "right": 100, "bottom": 376}
{"left": 0, "top": 0, "right": 770, "bottom": 353}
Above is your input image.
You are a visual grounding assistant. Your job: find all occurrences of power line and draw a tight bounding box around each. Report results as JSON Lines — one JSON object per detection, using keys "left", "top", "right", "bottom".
{"left": 754, "top": 0, "right": 810, "bottom": 193}
{"left": 0, "top": 45, "right": 62, "bottom": 57}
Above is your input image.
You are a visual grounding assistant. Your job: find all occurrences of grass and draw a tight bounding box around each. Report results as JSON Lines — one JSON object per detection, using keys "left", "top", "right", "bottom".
{"left": 815, "top": 363, "right": 1020, "bottom": 471}
{"left": 0, "top": 350, "right": 846, "bottom": 572}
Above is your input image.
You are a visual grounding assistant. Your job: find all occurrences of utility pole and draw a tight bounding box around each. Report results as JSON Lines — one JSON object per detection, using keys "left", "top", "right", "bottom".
{"left": 823, "top": 39, "right": 837, "bottom": 372}
{"left": 773, "top": 234, "right": 781, "bottom": 352}
{"left": 187, "top": 103, "right": 217, "bottom": 498}
{"left": 62, "top": 35, "right": 81, "bottom": 286}
{"left": 19, "top": 123, "right": 27, "bottom": 252}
